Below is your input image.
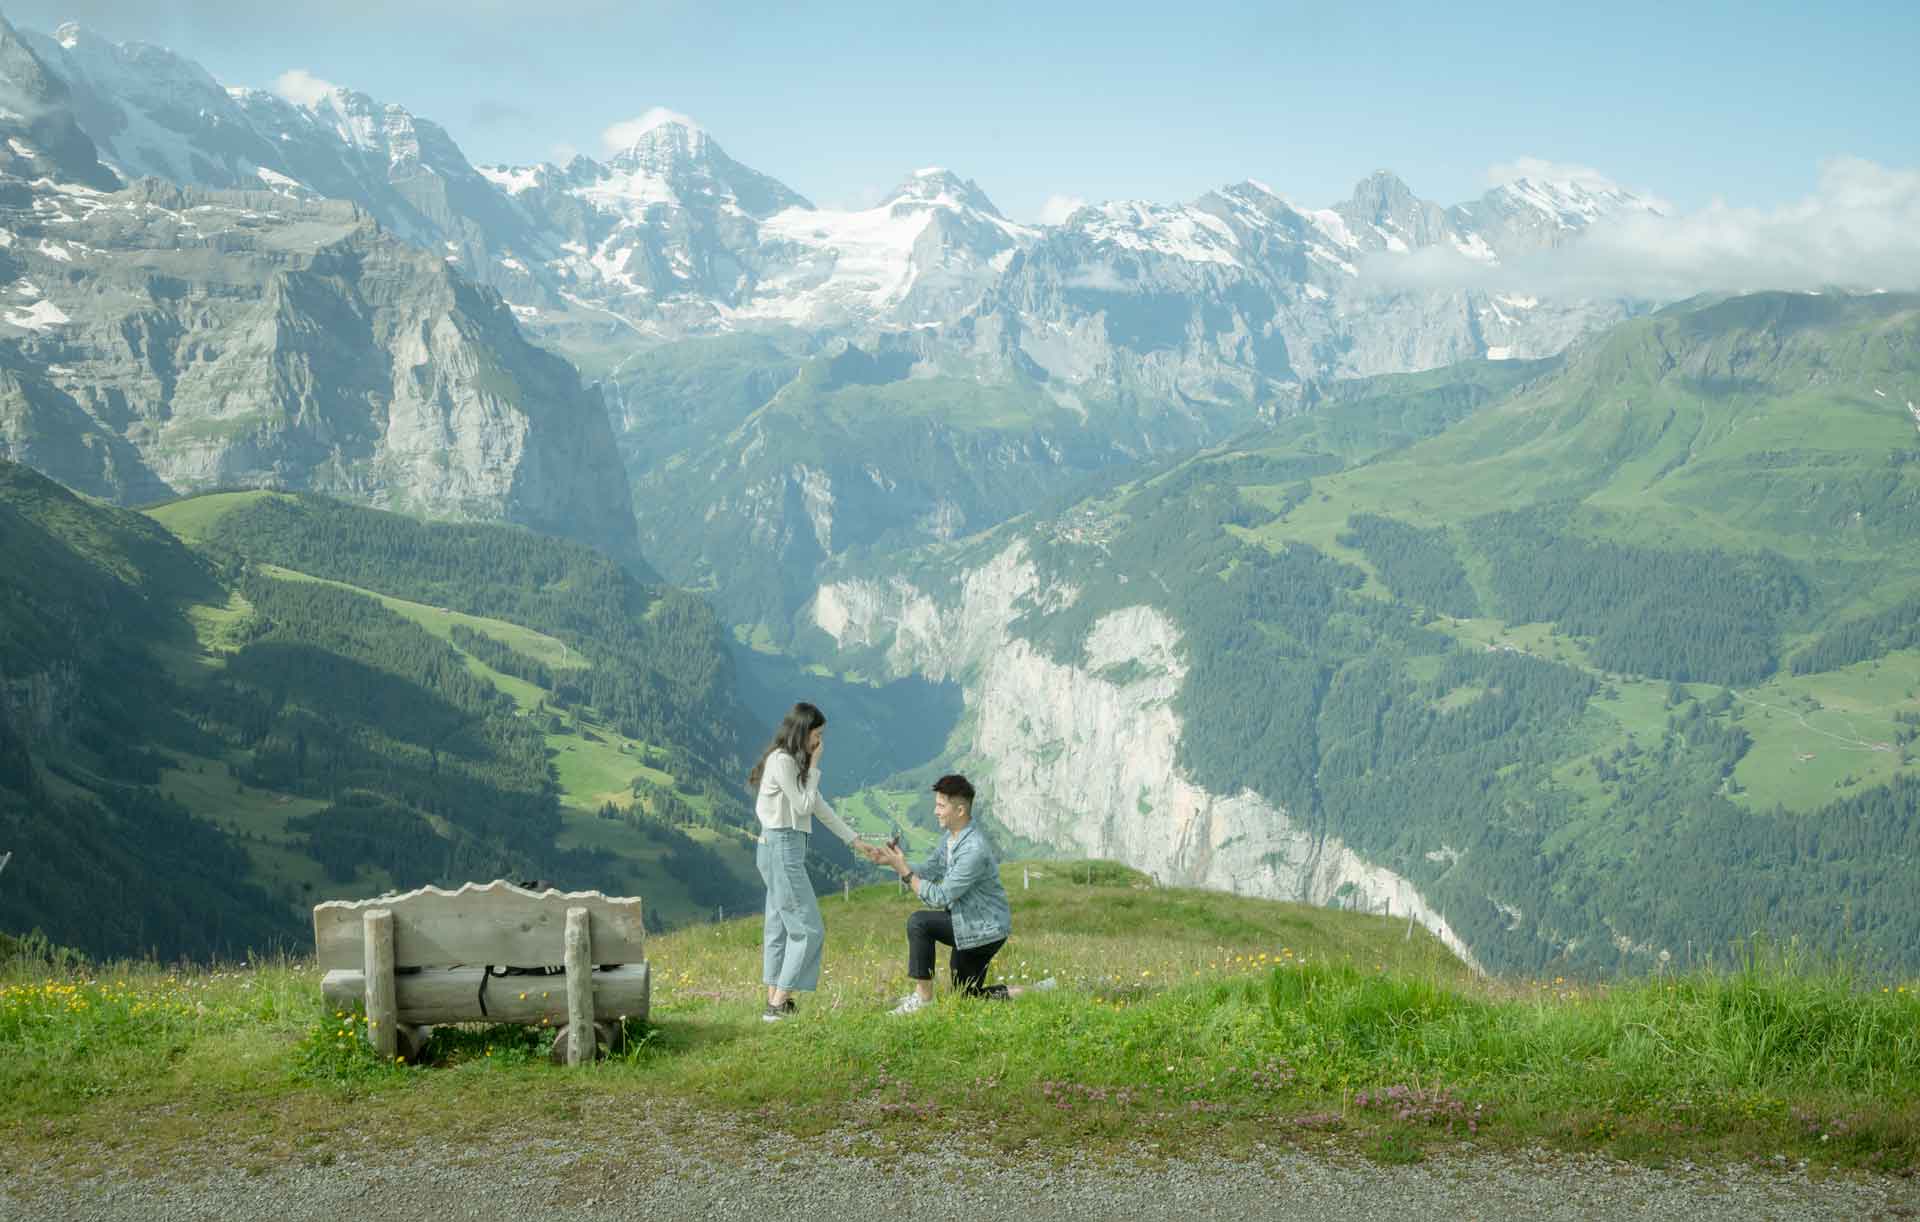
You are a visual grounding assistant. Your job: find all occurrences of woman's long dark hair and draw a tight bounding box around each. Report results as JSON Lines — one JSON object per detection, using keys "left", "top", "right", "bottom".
{"left": 748, "top": 701, "right": 827, "bottom": 790}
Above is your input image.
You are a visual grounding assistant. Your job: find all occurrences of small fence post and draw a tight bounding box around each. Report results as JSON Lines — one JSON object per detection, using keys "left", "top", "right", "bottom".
{"left": 1023, "top": 865, "right": 1030, "bottom": 891}
{"left": 844, "top": 879, "right": 851, "bottom": 903}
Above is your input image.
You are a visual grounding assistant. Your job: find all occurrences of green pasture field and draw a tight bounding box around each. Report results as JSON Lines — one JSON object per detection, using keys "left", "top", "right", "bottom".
{"left": 3, "top": 868, "right": 1914, "bottom": 1179}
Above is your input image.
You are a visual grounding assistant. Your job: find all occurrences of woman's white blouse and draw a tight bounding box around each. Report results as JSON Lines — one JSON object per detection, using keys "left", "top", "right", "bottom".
{"left": 754, "top": 750, "right": 858, "bottom": 844}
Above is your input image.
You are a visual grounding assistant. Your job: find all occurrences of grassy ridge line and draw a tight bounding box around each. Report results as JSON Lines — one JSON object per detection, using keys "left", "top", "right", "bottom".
{"left": 2, "top": 869, "right": 1915, "bottom": 1174}
{"left": 144, "top": 490, "right": 285, "bottom": 544}
{"left": 254, "top": 564, "right": 587, "bottom": 679}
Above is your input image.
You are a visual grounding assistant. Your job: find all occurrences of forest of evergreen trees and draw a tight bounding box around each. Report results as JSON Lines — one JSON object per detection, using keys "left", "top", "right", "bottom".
{"left": 1337, "top": 513, "right": 1479, "bottom": 618}
{"left": 1005, "top": 455, "right": 1920, "bottom": 974}
{"left": 199, "top": 496, "right": 749, "bottom": 766}
{"left": 0, "top": 468, "right": 767, "bottom": 959}
{"left": 1472, "top": 509, "right": 1808, "bottom": 685}
{"left": 1790, "top": 593, "right": 1920, "bottom": 674}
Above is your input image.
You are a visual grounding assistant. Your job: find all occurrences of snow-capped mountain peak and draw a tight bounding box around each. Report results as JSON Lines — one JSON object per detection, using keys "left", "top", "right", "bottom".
{"left": 572, "top": 113, "right": 810, "bottom": 220}
{"left": 6, "top": 11, "right": 1665, "bottom": 369}
{"left": 744, "top": 166, "right": 1036, "bottom": 326}
{"left": 1334, "top": 170, "right": 1456, "bottom": 252}
{"left": 1068, "top": 199, "right": 1244, "bottom": 268}
{"left": 304, "top": 87, "right": 391, "bottom": 153}
{"left": 1486, "top": 173, "right": 1662, "bottom": 225}
{"left": 604, "top": 111, "right": 713, "bottom": 173}
{"left": 887, "top": 166, "right": 1005, "bottom": 217}
{"left": 476, "top": 161, "right": 548, "bottom": 196}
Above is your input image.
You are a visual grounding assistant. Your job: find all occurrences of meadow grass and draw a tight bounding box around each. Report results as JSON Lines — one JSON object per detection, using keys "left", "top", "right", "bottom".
{"left": 256, "top": 564, "right": 587, "bottom": 677}
{"left": 1728, "top": 653, "right": 1920, "bottom": 811}
{"left": 2, "top": 868, "right": 1915, "bottom": 1174}
{"left": 144, "top": 490, "right": 287, "bottom": 543}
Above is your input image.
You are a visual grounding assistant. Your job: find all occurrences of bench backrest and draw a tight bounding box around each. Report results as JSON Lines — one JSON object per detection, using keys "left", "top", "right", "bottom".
{"left": 313, "top": 880, "right": 646, "bottom": 972}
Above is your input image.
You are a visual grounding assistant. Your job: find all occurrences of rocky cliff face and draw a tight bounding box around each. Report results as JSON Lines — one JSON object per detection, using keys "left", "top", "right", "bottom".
{"left": 0, "top": 171, "right": 635, "bottom": 559}
{"left": 0, "top": 15, "right": 120, "bottom": 192}
{"left": 812, "top": 540, "right": 1486, "bottom": 972}
{"left": 26, "top": 21, "right": 550, "bottom": 301}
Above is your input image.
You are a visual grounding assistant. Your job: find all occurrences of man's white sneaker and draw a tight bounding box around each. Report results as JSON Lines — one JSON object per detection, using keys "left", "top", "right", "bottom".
{"left": 890, "top": 992, "right": 929, "bottom": 1015}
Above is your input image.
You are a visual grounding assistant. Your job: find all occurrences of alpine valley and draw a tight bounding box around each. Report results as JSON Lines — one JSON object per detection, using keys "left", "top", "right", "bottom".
{"left": 0, "top": 14, "right": 1914, "bottom": 973}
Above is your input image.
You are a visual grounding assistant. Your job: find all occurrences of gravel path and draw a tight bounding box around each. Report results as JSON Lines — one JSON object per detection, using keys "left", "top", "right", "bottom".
{"left": 5, "top": 1111, "right": 1916, "bottom": 1222}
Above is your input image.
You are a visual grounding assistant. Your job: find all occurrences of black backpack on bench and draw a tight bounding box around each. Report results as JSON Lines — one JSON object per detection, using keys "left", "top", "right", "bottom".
{"left": 471, "top": 879, "right": 620, "bottom": 1018}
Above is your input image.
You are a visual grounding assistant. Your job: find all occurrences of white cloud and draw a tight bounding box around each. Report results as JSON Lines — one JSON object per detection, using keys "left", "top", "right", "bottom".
{"left": 1062, "top": 264, "right": 1131, "bottom": 292}
{"left": 271, "top": 68, "right": 339, "bottom": 107}
{"left": 601, "top": 107, "right": 703, "bottom": 152}
{"left": 1038, "top": 194, "right": 1086, "bottom": 226}
{"left": 1364, "top": 157, "right": 1920, "bottom": 299}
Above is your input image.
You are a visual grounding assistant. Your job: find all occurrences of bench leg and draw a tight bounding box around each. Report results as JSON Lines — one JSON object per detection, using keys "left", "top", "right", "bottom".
{"left": 547, "top": 1022, "right": 611, "bottom": 1065}
{"left": 396, "top": 1024, "right": 431, "bottom": 1065}
{"left": 363, "top": 909, "right": 398, "bottom": 1061}
{"left": 564, "top": 906, "right": 595, "bottom": 1065}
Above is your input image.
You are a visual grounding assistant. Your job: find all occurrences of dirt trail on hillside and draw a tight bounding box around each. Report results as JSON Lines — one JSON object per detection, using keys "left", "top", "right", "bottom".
{"left": 4, "top": 1114, "right": 1915, "bottom": 1222}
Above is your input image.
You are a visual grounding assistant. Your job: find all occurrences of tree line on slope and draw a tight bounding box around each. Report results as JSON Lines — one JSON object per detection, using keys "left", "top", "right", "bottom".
{"left": 198, "top": 496, "right": 749, "bottom": 767}
{"left": 1471, "top": 509, "right": 1809, "bottom": 686}
{"left": 1789, "top": 593, "right": 1920, "bottom": 675}
{"left": 197, "top": 566, "right": 760, "bottom": 926}
{"left": 0, "top": 467, "right": 766, "bottom": 958}
{"left": 1009, "top": 455, "right": 1919, "bottom": 973}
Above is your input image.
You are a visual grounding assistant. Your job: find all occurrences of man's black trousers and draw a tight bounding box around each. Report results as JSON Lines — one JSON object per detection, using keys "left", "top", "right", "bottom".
{"left": 906, "top": 908, "right": 1007, "bottom": 996}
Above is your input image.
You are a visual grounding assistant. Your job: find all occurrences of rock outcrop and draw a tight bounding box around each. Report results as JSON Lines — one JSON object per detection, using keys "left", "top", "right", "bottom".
{"left": 0, "top": 175, "right": 636, "bottom": 560}
{"left": 813, "top": 540, "right": 1486, "bottom": 972}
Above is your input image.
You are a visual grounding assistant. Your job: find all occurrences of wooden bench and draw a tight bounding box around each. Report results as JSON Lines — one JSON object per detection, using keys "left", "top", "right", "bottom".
{"left": 314, "top": 880, "right": 651, "bottom": 1065}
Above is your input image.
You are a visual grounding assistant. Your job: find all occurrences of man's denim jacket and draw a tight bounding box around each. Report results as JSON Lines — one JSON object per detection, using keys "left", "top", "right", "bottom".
{"left": 913, "top": 823, "right": 1011, "bottom": 950}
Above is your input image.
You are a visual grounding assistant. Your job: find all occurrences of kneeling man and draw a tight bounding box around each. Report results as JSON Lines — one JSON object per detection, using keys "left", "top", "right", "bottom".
{"left": 868, "top": 774, "right": 1016, "bottom": 1014}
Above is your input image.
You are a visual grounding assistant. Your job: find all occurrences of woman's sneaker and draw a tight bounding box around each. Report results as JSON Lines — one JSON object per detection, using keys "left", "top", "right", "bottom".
{"left": 889, "top": 993, "right": 928, "bottom": 1015}
{"left": 761, "top": 1002, "right": 787, "bottom": 1023}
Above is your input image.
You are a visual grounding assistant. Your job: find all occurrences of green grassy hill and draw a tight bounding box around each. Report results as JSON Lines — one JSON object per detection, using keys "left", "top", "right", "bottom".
{"left": 3, "top": 867, "right": 1914, "bottom": 1176}
{"left": 0, "top": 465, "right": 775, "bottom": 958}
{"left": 625, "top": 333, "right": 1248, "bottom": 642}
{"left": 840, "top": 291, "right": 1920, "bottom": 977}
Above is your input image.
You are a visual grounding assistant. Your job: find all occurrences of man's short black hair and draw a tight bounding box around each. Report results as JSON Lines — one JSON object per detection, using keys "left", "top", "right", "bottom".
{"left": 930, "top": 774, "right": 975, "bottom": 805}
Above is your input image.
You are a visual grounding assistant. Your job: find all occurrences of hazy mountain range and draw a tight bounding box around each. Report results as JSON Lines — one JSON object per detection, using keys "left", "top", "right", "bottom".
{"left": 16, "top": 17, "right": 1659, "bottom": 374}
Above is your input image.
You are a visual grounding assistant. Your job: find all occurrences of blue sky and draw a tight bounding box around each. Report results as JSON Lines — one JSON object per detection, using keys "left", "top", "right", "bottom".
{"left": 9, "top": 0, "right": 1917, "bottom": 222}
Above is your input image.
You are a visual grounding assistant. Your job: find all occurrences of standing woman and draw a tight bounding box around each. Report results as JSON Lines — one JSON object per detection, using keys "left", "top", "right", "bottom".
{"left": 750, "top": 701, "right": 865, "bottom": 1023}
